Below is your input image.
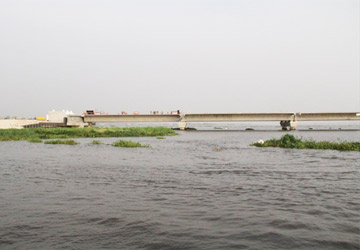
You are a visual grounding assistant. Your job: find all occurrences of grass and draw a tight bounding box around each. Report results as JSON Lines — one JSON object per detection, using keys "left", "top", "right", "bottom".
{"left": 44, "top": 139, "right": 79, "bottom": 145}
{"left": 251, "top": 134, "right": 360, "bottom": 152}
{"left": 0, "top": 127, "right": 177, "bottom": 141}
{"left": 156, "top": 136, "right": 165, "bottom": 139}
{"left": 113, "top": 140, "right": 150, "bottom": 148}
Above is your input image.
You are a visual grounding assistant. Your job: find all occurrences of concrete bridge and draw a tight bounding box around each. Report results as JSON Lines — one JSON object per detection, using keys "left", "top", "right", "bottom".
{"left": 66, "top": 112, "right": 360, "bottom": 130}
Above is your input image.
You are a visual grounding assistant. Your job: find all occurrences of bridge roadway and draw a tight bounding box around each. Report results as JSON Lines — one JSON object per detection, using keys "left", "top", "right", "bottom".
{"left": 74, "top": 112, "right": 360, "bottom": 130}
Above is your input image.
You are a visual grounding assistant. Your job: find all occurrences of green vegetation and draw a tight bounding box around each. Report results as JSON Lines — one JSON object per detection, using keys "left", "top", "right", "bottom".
{"left": 44, "top": 139, "right": 79, "bottom": 145}
{"left": 156, "top": 136, "right": 165, "bottom": 139}
{"left": 27, "top": 138, "right": 42, "bottom": 143}
{"left": 0, "top": 127, "right": 177, "bottom": 141}
{"left": 251, "top": 134, "right": 360, "bottom": 152}
{"left": 113, "top": 140, "right": 150, "bottom": 148}
{"left": 91, "top": 140, "right": 102, "bottom": 144}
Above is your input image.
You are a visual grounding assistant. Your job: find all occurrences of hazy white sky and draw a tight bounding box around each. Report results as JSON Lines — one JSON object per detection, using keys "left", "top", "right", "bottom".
{"left": 1, "top": 0, "right": 359, "bottom": 117}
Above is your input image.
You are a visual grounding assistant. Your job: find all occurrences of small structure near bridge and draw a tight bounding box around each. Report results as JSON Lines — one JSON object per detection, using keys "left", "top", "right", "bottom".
{"left": 47, "top": 110, "right": 74, "bottom": 122}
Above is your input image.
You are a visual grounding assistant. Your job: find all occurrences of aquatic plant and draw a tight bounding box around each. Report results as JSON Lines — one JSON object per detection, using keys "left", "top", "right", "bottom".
{"left": 0, "top": 129, "right": 35, "bottom": 141}
{"left": 251, "top": 134, "right": 360, "bottom": 151}
{"left": 156, "top": 136, "right": 165, "bottom": 139}
{"left": 27, "top": 137, "right": 42, "bottom": 143}
{"left": 0, "top": 127, "right": 177, "bottom": 141}
{"left": 91, "top": 140, "right": 102, "bottom": 144}
{"left": 44, "top": 139, "right": 79, "bottom": 145}
{"left": 112, "top": 140, "right": 150, "bottom": 148}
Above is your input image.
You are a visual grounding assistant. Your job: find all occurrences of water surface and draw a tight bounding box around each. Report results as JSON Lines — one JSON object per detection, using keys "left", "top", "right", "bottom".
{"left": 0, "top": 130, "right": 359, "bottom": 249}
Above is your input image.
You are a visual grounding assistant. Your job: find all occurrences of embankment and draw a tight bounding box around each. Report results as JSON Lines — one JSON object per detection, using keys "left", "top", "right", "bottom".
{"left": 0, "top": 119, "right": 39, "bottom": 129}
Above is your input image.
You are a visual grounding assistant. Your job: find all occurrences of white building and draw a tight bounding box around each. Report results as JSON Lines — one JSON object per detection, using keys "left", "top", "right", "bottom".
{"left": 46, "top": 110, "right": 74, "bottom": 122}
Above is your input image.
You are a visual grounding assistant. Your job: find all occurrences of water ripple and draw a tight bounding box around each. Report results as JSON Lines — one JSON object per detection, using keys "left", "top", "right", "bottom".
{"left": 0, "top": 131, "right": 359, "bottom": 249}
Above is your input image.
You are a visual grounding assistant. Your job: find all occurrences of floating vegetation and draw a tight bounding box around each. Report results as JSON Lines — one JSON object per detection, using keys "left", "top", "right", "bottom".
{"left": 0, "top": 127, "right": 177, "bottom": 141}
{"left": 251, "top": 134, "right": 360, "bottom": 152}
{"left": 156, "top": 136, "right": 165, "bottom": 139}
{"left": 91, "top": 140, "right": 102, "bottom": 144}
{"left": 113, "top": 140, "right": 150, "bottom": 148}
{"left": 27, "top": 138, "right": 42, "bottom": 143}
{"left": 44, "top": 139, "right": 79, "bottom": 145}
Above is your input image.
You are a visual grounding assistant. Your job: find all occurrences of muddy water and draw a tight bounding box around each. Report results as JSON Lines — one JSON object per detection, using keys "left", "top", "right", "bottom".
{"left": 0, "top": 130, "right": 359, "bottom": 249}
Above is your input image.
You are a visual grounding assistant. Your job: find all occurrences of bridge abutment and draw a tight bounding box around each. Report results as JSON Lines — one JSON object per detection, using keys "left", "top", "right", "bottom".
{"left": 66, "top": 116, "right": 89, "bottom": 128}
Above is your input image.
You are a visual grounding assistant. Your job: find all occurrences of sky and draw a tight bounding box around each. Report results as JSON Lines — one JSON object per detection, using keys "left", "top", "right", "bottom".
{"left": 0, "top": 0, "right": 359, "bottom": 117}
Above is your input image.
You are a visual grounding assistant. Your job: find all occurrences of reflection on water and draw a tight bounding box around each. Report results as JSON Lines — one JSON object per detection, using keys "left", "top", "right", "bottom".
{"left": 0, "top": 129, "right": 359, "bottom": 249}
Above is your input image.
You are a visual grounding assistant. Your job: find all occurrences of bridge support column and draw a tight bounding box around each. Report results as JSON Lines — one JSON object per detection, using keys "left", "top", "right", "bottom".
{"left": 178, "top": 121, "right": 187, "bottom": 130}
{"left": 178, "top": 114, "right": 187, "bottom": 130}
{"left": 280, "top": 120, "right": 298, "bottom": 130}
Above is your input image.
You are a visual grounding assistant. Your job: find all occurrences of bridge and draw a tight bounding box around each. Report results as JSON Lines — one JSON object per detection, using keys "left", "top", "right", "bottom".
{"left": 66, "top": 112, "right": 360, "bottom": 130}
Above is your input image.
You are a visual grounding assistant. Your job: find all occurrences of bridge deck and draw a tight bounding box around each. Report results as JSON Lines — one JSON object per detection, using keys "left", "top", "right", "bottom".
{"left": 84, "top": 114, "right": 181, "bottom": 123}
{"left": 295, "top": 112, "right": 360, "bottom": 121}
{"left": 184, "top": 113, "right": 295, "bottom": 122}
{"left": 83, "top": 112, "right": 360, "bottom": 123}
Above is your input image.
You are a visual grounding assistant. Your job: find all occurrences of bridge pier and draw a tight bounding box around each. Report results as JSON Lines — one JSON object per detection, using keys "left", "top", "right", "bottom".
{"left": 178, "top": 121, "right": 187, "bottom": 130}
{"left": 280, "top": 120, "right": 298, "bottom": 130}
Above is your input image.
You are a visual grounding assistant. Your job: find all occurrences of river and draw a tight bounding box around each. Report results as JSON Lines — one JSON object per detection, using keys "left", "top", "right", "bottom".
{"left": 0, "top": 125, "right": 359, "bottom": 249}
